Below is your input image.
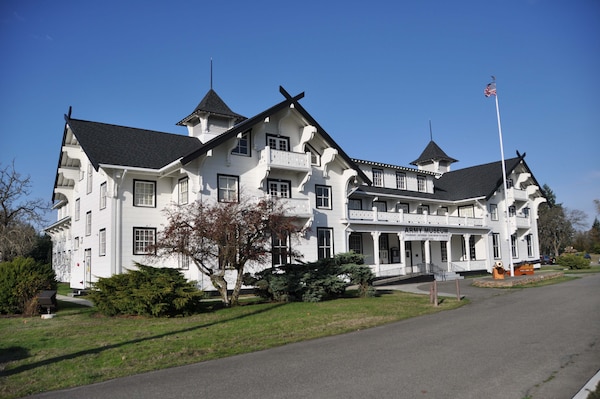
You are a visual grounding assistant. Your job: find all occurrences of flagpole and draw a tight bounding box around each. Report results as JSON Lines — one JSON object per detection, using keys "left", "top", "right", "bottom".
{"left": 493, "top": 90, "right": 514, "bottom": 277}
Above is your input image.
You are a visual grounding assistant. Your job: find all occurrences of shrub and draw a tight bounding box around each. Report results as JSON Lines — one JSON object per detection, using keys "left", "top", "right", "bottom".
{"left": 0, "top": 257, "right": 57, "bottom": 315}
{"left": 247, "top": 252, "right": 374, "bottom": 302}
{"left": 87, "top": 263, "right": 203, "bottom": 317}
{"left": 556, "top": 253, "right": 591, "bottom": 270}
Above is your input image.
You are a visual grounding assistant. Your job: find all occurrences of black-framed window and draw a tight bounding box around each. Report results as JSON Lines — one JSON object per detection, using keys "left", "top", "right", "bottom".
{"left": 458, "top": 205, "right": 474, "bottom": 218}
{"left": 396, "top": 172, "right": 406, "bottom": 190}
{"left": 267, "top": 179, "right": 291, "bottom": 198}
{"left": 348, "top": 199, "right": 362, "bottom": 210}
{"left": 133, "top": 227, "right": 156, "bottom": 255}
{"left": 417, "top": 175, "right": 426, "bottom": 192}
{"left": 134, "top": 180, "right": 156, "bottom": 207}
{"left": 441, "top": 241, "right": 448, "bottom": 262}
{"left": 397, "top": 203, "right": 409, "bottom": 213}
{"left": 305, "top": 144, "right": 320, "bottom": 165}
{"left": 178, "top": 177, "right": 189, "bottom": 205}
{"left": 437, "top": 206, "right": 448, "bottom": 216}
{"left": 511, "top": 234, "right": 518, "bottom": 258}
{"left": 508, "top": 206, "right": 516, "bottom": 217}
{"left": 417, "top": 204, "right": 429, "bottom": 215}
{"left": 99, "top": 228, "right": 106, "bottom": 256}
{"left": 218, "top": 174, "right": 239, "bottom": 202}
{"left": 266, "top": 134, "right": 289, "bottom": 151}
{"left": 272, "top": 233, "right": 290, "bottom": 266}
{"left": 232, "top": 130, "right": 251, "bottom": 156}
{"left": 349, "top": 233, "right": 362, "bottom": 254}
{"left": 315, "top": 185, "right": 332, "bottom": 209}
{"left": 373, "top": 200, "right": 387, "bottom": 212}
{"left": 372, "top": 168, "right": 384, "bottom": 187}
{"left": 317, "top": 228, "right": 333, "bottom": 259}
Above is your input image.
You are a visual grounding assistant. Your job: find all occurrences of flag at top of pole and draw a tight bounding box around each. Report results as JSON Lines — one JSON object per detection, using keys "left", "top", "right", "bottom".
{"left": 484, "top": 77, "right": 497, "bottom": 97}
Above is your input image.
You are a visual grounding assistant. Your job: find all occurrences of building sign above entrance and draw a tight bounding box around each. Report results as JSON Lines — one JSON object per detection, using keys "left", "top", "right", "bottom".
{"left": 404, "top": 227, "right": 450, "bottom": 241}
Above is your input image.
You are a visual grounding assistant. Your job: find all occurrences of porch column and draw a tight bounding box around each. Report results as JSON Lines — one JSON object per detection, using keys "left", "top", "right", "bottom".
{"left": 398, "top": 233, "right": 407, "bottom": 275}
{"left": 463, "top": 233, "right": 471, "bottom": 270}
{"left": 371, "top": 231, "right": 381, "bottom": 274}
{"left": 424, "top": 239, "right": 431, "bottom": 267}
{"left": 446, "top": 235, "right": 452, "bottom": 272}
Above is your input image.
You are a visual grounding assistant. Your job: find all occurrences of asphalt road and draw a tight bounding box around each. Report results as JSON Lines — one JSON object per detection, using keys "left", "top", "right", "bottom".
{"left": 29, "top": 274, "right": 600, "bottom": 399}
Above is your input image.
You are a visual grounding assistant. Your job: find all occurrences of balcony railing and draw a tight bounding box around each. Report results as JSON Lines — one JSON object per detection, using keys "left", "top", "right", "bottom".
{"left": 507, "top": 187, "right": 528, "bottom": 202}
{"left": 259, "top": 147, "right": 311, "bottom": 172}
{"left": 272, "top": 197, "right": 312, "bottom": 217}
{"left": 347, "top": 209, "right": 485, "bottom": 227}
{"left": 512, "top": 215, "right": 531, "bottom": 229}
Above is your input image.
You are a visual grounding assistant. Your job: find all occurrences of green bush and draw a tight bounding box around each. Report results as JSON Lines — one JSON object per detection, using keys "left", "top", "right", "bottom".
{"left": 247, "top": 252, "right": 374, "bottom": 302}
{"left": 556, "top": 253, "right": 591, "bottom": 270}
{"left": 87, "top": 263, "right": 203, "bottom": 317}
{"left": 0, "top": 257, "right": 57, "bottom": 315}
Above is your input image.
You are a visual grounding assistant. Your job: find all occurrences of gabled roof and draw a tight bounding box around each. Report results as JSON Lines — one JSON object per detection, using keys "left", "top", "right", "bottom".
{"left": 181, "top": 86, "right": 371, "bottom": 185}
{"left": 65, "top": 117, "right": 203, "bottom": 170}
{"left": 410, "top": 140, "right": 458, "bottom": 166}
{"left": 176, "top": 89, "right": 246, "bottom": 126}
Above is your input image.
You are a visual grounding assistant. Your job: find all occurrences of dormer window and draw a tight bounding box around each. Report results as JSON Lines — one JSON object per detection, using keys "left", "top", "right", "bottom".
{"left": 232, "top": 131, "right": 251, "bottom": 156}
{"left": 417, "top": 175, "right": 426, "bottom": 192}
{"left": 372, "top": 169, "right": 384, "bottom": 187}
{"left": 267, "top": 134, "right": 289, "bottom": 151}
{"left": 305, "top": 144, "right": 321, "bottom": 165}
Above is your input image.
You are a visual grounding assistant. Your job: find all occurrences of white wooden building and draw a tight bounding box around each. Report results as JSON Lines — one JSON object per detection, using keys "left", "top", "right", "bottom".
{"left": 45, "top": 86, "right": 546, "bottom": 291}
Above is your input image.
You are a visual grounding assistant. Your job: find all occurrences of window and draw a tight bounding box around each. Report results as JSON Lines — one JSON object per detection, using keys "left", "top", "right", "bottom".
{"left": 75, "top": 198, "right": 80, "bottom": 221}
{"left": 373, "top": 201, "right": 387, "bottom": 212}
{"left": 178, "top": 177, "right": 189, "bottom": 205}
{"left": 86, "top": 164, "right": 93, "bottom": 194}
{"left": 397, "top": 203, "right": 409, "bottom": 213}
{"left": 441, "top": 241, "right": 448, "bottom": 262}
{"left": 74, "top": 237, "right": 79, "bottom": 250}
{"left": 218, "top": 175, "right": 239, "bottom": 202}
{"left": 372, "top": 169, "right": 384, "bottom": 187}
{"left": 179, "top": 253, "right": 190, "bottom": 270}
{"left": 492, "top": 233, "right": 501, "bottom": 259}
{"left": 396, "top": 172, "right": 406, "bottom": 190}
{"left": 315, "top": 185, "right": 332, "bottom": 209}
{"left": 99, "top": 229, "right": 106, "bottom": 256}
{"left": 417, "top": 175, "right": 426, "bottom": 192}
{"left": 305, "top": 144, "right": 320, "bottom": 165}
{"left": 417, "top": 205, "right": 429, "bottom": 215}
{"left": 349, "top": 233, "right": 362, "bottom": 254}
{"left": 268, "top": 180, "right": 290, "bottom": 198}
{"left": 231, "top": 131, "right": 251, "bottom": 156}
{"left": 511, "top": 234, "right": 518, "bottom": 258}
{"left": 469, "top": 236, "right": 476, "bottom": 260}
{"left": 523, "top": 207, "right": 530, "bottom": 218}
{"left": 526, "top": 234, "right": 533, "bottom": 257}
{"left": 508, "top": 206, "right": 516, "bottom": 217}
{"left": 506, "top": 179, "right": 514, "bottom": 188}
{"left": 317, "top": 228, "right": 333, "bottom": 259}
{"left": 267, "top": 135, "right": 289, "bottom": 151}
{"left": 437, "top": 206, "right": 448, "bottom": 216}
{"left": 85, "top": 211, "right": 92, "bottom": 236}
{"left": 458, "top": 205, "right": 474, "bottom": 218}
{"left": 100, "top": 182, "right": 107, "bottom": 210}
{"left": 490, "top": 204, "right": 498, "bottom": 221}
{"left": 272, "top": 233, "right": 290, "bottom": 266}
{"left": 133, "top": 227, "right": 156, "bottom": 255}
{"left": 348, "top": 199, "right": 362, "bottom": 210}
{"left": 134, "top": 180, "right": 156, "bottom": 207}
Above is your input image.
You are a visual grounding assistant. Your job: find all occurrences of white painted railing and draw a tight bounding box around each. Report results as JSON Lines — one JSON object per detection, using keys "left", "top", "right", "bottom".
{"left": 259, "top": 147, "right": 311, "bottom": 171}
{"left": 348, "top": 209, "right": 485, "bottom": 227}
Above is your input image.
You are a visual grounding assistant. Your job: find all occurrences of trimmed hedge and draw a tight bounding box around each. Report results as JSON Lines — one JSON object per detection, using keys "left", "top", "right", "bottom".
{"left": 0, "top": 257, "right": 57, "bottom": 315}
{"left": 557, "top": 253, "right": 591, "bottom": 270}
{"left": 246, "top": 252, "right": 375, "bottom": 302}
{"left": 87, "top": 263, "right": 203, "bottom": 317}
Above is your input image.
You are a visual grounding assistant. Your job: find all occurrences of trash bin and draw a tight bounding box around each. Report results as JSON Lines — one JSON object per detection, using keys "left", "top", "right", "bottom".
{"left": 37, "top": 290, "right": 57, "bottom": 314}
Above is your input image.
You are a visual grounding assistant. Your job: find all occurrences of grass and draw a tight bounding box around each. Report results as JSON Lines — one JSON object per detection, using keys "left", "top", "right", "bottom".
{"left": 0, "top": 290, "right": 465, "bottom": 398}
{"left": 541, "top": 265, "right": 600, "bottom": 274}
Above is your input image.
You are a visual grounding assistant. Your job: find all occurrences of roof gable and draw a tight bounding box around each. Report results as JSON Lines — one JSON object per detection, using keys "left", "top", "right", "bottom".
{"left": 176, "top": 89, "right": 246, "bottom": 126}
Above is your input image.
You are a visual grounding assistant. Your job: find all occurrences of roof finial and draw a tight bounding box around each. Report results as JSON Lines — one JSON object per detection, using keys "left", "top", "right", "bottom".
{"left": 429, "top": 120, "right": 433, "bottom": 141}
{"left": 210, "top": 58, "right": 213, "bottom": 90}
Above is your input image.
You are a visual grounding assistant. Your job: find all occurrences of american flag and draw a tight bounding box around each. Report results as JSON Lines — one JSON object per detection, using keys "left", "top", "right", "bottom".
{"left": 484, "top": 81, "right": 497, "bottom": 97}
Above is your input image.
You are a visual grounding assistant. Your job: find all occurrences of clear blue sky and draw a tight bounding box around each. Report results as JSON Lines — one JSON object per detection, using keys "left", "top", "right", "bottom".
{"left": 1, "top": 0, "right": 599, "bottom": 228}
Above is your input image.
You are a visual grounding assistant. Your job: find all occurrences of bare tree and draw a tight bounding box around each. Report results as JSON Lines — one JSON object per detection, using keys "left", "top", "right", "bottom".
{"left": 152, "top": 196, "right": 303, "bottom": 306}
{"left": 0, "top": 161, "right": 49, "bottom": 262}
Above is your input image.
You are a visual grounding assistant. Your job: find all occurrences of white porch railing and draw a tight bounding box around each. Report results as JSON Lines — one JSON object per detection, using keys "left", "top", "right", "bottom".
{"left": 259, "top": 147, "right": 311, "bottom": 171}
{"left": 508, "top": 187, "right": 528, "bottom": 202}
{"left": 348, "top": 209, "right": 485, "bottom": 227}
{"left": 277, "top": 197, "right": 312, "bottom": 217}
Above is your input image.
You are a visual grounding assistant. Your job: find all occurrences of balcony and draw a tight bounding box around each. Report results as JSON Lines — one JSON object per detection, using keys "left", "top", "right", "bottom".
{"left": 347, "top": 209, "right": 485, "bottom": 227}
{"left": 512, "top": 215, "right": 531, "bottom": 229}
{"left": 507, "top": 187, "right": 528, "bottom": 202}
{"left": 259, "top": 147, "right": 311, "bottom": 172}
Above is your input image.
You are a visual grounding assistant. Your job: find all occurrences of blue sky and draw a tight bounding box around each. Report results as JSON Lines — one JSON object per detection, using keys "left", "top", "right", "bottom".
{"left": 1, "top": 0, "right": 599, "bottom": 228}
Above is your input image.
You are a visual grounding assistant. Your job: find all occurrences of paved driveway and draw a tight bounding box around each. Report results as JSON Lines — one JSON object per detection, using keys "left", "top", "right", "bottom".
{"left": 29, "top": 274, "right": 600, "bottom": 399}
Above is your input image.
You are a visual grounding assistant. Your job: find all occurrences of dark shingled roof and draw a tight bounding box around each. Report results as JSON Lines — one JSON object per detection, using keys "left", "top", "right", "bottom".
{"left": 411, "top": 140, "right": 458, "bottom": 165}
{"left": 355, "top": 156, "right": 524, "bottom": 202}
{"left": 176, "top": 89, "right": 246, "bottom": 126}
{"left": 66, "top": 117, "right": 203, "bottom": 170}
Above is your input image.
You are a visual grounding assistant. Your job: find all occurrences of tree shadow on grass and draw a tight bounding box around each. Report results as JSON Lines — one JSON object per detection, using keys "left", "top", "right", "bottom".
{"left": 0, "top": 302, "right": 285, "bottom": 377}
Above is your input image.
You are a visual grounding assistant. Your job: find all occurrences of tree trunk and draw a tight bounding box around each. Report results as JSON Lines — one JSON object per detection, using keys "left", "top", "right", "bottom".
{"left": 230, "top": 266, "right": 245, "bottom": 306}
{"left": 210, "top": 274, "right": 230, "bottom": 306}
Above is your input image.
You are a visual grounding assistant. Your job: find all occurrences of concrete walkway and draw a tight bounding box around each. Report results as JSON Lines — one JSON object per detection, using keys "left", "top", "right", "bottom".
{"left": 56, "top": 294, "right": 93, "bottom": 307}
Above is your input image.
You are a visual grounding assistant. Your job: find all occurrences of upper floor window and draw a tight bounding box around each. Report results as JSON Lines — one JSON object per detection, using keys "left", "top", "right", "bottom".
{"left": 417, "top": 204, "right": 429, "bottom": 215}
{"left": 268, "top": 179, "right": 290, "bottom": 199}
{"left": 85, "top": 211, "right": 92, "bottom": 236}
{"left": 75, "top": 198, "right": 81, "bottom": 221}
{"left": 397, "top": 203, "right": 409, "bottom": 213}
{"left": 511, "top": 234, "right": 518, "bottom": 258}
{"left": 458, "top": 205, "right": 474, "bottom": 218}
{"left": 417, "top": 175, "right": 426, "bottom": 192}
{"left": 267, "top": 134, "right": 289, "bottom": 152}
{"left": 99, "top": 229, "right": 106, "bottom": 256}
{"left": 218, "top": 175, "right": 239, "bottom": 202}
{"left": 305, "top": 144, "right": 320, "bottom": 166}
{"left": 490, "top": 204, "right": 498, "bottom": 220}
{"left": 178, "top": 177, "right": 189, "bottom": 205}
{"left": 348, "top": 199, "right": 362, "bottom": 210}
{"left": 232, "top": 131, "right": 251, "bottom": 156}
{"left": 86, "top": 164, "right": 93, "bottom": 194}
{"left": 373, "top": 201, "right": 387, "bottom": 212}
{"left": 506, "top": 179, "right": 514, "bottom": 188}
{"left": 134, "top": 180, "right": 156, "bottom": 207}
{"left": 100, "top": 182, "right": 107, "bottom": 210}
{"left": 523, "top": 207, "right": 530, "bottom": 218}
{"left": 508, "top": 206, "right": 516, "bottom": 217}
{"left": 315, "top": 185, "right": 332, "bottom": 209}
{"left": 437, "top": 206, "right": 448, "bottom": 216}
{"left": 396, "top": 172, "right": 406, "bottom": 190}
{"left": 372, "top": 169, "right": 384, "bottom": 187}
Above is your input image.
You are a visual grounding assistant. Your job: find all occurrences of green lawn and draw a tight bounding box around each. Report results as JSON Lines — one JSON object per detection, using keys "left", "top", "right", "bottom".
{"left": 0, "top": 291, "right": 465, "bottom": 398}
